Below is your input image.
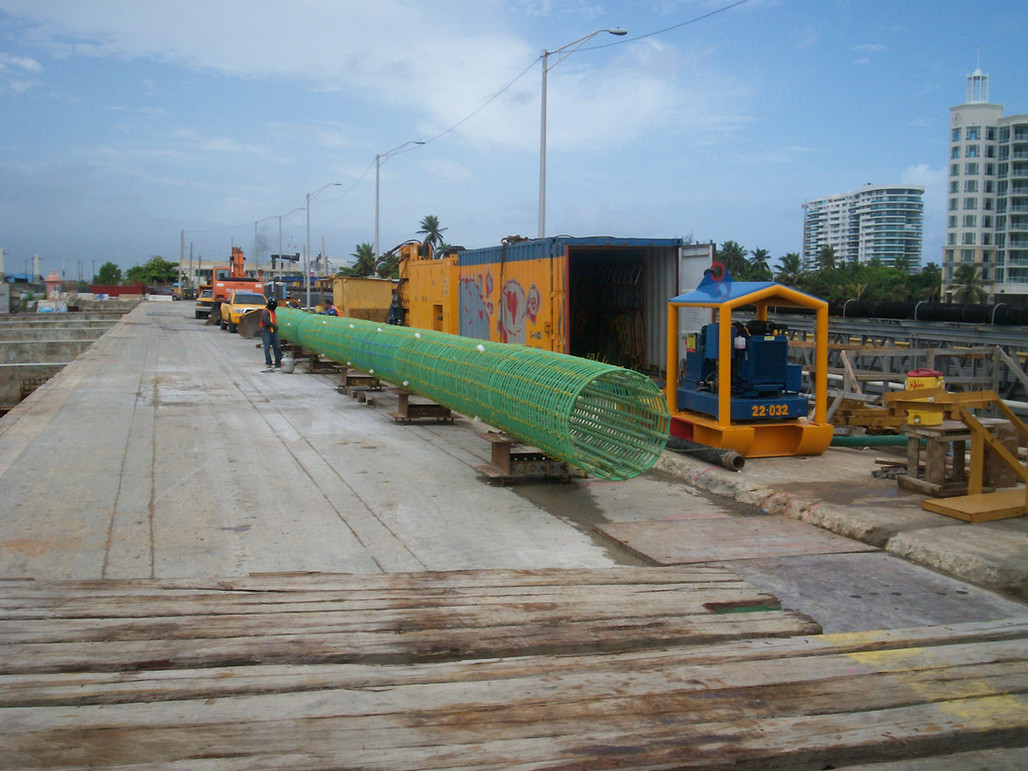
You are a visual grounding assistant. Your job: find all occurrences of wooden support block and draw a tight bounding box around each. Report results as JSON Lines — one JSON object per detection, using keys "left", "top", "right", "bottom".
{"left": 899, "top": 417, "right": 1019, "bottom": 500}
{"left": 475, "top": 432, "right": 573, "bottom": 484}
{"left": 307, "top": 355, "right": 341, "bottom": 374}
{"left": 387, "top": 388, "right": 453, "bottom": 424}
{"left": 985, "top": 422, "right": 1020, "bottom": 489}
{"left": 338, "top": 366, "right": 382, "bottom": 391}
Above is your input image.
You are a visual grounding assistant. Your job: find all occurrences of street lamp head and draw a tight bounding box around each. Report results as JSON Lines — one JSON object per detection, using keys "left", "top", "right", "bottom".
{"left": 607, "top": 28, "right": 628, "bottom": 36}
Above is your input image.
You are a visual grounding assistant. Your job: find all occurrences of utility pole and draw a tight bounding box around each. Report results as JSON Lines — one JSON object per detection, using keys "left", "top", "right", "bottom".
{"left": 179, "top": 229, "right": 185, "bottom": 298}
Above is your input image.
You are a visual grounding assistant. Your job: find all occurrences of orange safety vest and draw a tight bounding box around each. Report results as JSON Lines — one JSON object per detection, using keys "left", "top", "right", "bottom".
{"left": 261, "top": 308, "right": 277, "bottom": 330}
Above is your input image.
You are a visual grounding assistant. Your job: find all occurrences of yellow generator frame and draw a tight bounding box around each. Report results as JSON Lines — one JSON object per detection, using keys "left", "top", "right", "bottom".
{"left": 665, "top": 275, "right": 832, "bottom": 457}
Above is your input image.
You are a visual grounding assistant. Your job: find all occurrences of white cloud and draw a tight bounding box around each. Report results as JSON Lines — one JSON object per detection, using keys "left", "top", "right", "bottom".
{"left": 0, "top": 50, "right": 43, "bottom": 92}
{"left": 902, "top": 162, "right": 945, "bottom": 202}
{"left": 1, "top": 1, "right": 750, "bottom": 154}
{"left": 0, "top": 51, "right": 42, "bottom": 71}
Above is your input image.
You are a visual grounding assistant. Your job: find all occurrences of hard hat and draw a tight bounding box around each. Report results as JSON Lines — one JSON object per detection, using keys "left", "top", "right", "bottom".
{"left": 267, "top": 297, "right": 278, "bottom": 309}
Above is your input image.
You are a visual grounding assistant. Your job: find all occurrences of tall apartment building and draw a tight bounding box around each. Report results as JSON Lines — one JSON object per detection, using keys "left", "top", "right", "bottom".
{"left": 802, "top": 185, "right": 924, "bottom": 271}
{"left": 945, "top": 67, "right": 1028, "bottom": 303}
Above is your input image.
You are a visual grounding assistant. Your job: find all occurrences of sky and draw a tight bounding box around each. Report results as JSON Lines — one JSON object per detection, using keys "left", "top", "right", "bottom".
{"left": 1, "top": 0, "right": 1026, "bottom": 280}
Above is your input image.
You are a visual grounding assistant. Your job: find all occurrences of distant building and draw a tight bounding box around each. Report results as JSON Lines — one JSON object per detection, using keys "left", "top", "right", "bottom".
{"left": 945, "top": 66, "right": 1028, "bottom": 303}
{"left": 802, "top": 185, "right": 924, "bottom": 271}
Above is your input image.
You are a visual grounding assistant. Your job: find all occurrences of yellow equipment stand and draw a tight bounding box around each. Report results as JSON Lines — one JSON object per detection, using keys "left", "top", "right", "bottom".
{"left": 665, "top": 273, "right": 833, "bottom": 458}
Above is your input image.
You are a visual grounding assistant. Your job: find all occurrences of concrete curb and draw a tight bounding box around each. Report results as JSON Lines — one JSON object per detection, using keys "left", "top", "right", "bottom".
{"left": 654, "top": 449, "right": 1028, "bottom": 603}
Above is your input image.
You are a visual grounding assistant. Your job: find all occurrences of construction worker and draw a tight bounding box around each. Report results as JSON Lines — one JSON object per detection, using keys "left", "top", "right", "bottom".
{"left": 321, "top": 301, "right": 339, "bottom": 316}
{"left": 260, "top": 297, "right": 282, "bottom": 370}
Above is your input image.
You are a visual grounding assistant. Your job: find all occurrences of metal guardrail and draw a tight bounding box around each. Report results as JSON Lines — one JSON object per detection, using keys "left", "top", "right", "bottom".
{"left": 752, "top": 313, "right": 1028, "bottom": 418}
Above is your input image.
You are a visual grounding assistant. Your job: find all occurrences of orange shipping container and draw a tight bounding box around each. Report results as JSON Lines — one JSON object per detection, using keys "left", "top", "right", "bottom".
{"left": 404, "top": 237, "right": 708, "bottom": 373}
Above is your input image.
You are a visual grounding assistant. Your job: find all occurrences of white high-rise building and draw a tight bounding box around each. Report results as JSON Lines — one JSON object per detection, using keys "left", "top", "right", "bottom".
{"left": 945, "top": 67, "right": 1028, "bottom": 303}
{"left": 802, "top": 185, "right": 924, "bottom": 271}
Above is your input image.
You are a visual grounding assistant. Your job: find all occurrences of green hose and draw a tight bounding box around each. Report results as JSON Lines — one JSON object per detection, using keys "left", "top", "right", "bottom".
{"left": 830, "top": 434, "right": 908, "bottom": 447}
{"left": 277, "top": 309, "right": 670, "bottom": 480}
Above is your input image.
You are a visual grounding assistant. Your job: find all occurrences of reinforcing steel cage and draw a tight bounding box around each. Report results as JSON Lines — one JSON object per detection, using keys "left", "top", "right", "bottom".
{"left": 277, "top": 308, "right": 670, "bottom": 480}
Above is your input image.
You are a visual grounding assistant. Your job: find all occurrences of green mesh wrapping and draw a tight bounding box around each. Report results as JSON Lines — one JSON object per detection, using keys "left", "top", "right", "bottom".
{"left": 277, "top": 308, "right": 669, "bottom": 480}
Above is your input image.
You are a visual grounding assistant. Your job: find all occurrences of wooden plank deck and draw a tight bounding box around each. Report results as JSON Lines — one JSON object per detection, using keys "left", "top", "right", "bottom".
{"left": 2, "top": 567, "right": 1027, "bottom": 768}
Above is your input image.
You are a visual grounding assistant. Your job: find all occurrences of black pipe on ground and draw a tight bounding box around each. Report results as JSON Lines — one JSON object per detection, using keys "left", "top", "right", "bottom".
{"left": 666, "top": 436, "right": 745, "bottom": 471}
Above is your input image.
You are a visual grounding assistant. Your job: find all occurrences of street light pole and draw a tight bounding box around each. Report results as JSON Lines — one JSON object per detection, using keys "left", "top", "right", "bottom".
{"left": 538, "top": 27, "right": 626, "bottom": 239}
{"left": 275, "top": 206, "right": 304, "bottom": 282}
{"left": 305, "top": 183, "right": 341, "bottom": 308}
{"left": 375, "top": 140, "right": 425, "bottom": 258}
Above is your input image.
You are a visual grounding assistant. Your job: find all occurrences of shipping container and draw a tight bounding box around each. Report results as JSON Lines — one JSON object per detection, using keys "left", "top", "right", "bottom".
{"left": 332, "top": 276, "right": 397, "bottom": 322}
{"left": 405, "top": 252, "right": 459, "bottom": 332}
{"left": 404, "top": 237, "right": 711, "bottom": 375}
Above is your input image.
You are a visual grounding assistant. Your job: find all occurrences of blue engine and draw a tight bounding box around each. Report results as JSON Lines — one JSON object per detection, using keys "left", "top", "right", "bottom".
{"left": 677, "top": 320, "right": 808, "bottom": 421}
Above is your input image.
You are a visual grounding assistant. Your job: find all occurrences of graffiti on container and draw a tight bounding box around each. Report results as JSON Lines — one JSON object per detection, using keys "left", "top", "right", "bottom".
{"left": 460, "top": 273, "right": 493, "bottom": 339}
{"left": 497, "top": 280, "right": 541, "bottom": 344}
{"left": 460, "top": 273, "right": 541, "bottom": 344}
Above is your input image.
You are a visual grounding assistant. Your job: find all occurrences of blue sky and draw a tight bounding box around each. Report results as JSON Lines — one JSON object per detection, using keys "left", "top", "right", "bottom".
{"left": 1, "top": 0, "right": 1026, "bottom": 279}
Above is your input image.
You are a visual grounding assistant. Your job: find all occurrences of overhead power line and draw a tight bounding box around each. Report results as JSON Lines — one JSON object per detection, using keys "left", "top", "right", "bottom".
{"left": 421, "top": 0, "right": 752, "bottom": 144}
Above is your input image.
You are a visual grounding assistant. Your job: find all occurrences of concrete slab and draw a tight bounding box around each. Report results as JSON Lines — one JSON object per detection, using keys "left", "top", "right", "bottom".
{"left": 721, "top": 551, "right": 1028, "bottom": 633}
{"left": 0, "top": 303, "right": 732, "bottom": 581}
{"left": 597, "top": 515, "right": 878, "bottom": 565}
{"left": 657, "top": 443, "right": 1028, "bottom": 601}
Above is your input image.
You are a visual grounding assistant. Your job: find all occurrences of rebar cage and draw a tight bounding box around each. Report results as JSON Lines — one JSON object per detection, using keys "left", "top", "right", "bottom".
{"left": 278, "top": 309, "right": 670, "bottom": 480}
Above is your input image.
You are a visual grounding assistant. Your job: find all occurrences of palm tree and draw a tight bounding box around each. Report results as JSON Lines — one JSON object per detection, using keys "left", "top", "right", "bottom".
{"left": 951, "top": 263, "right": 987, "bottom": 304}
{"left": 376, "top": 252, "right": 401, "bottom": 279}
{"left": 338, "top": 242, "right": 378, "bottom": 277}
{"left": 817, "top": 244, "right": 838, "bottom": 271}
{"left": 914, "top": 263, "right": 942, "bottom": 301}
{"left": 748, "top": 248, "right": 772, "bottom": 281}
{"left": 417, "top": 215, "right": 447, "bottom": 256}
{"left": 717, "top": 241, "right": 748, "bottom": 279}
{"left": 843, "top": 282, "right": 868, "bottom": 300}
{"left": 773, "top": 252, "right": 803, "bottom": 286}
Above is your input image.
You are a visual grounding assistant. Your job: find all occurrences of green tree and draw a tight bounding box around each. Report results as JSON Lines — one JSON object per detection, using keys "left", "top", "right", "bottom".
{"left": 773, "top": 252, "right": 803, "bottom": 286}
{"left": 376, "top": 251, "right": 401, "bottom": 279}
{"left": 716, "top": 240, "right": 748, "bottom": 279}
{"left": 747, "top": 248, "right": 773, "bottom": 281}
{"left": 866, "top": 264, "right": 912, "bottom": 301}
{"left": 802, "top": 267, "right": 848, "bottom": 302}
{"left": 95, "top": 261, "right": 122, "bottom": 285}
{"left": 125, "top": 256, "right": 177, "bottom": 286}
{"left": 912, "top": 263, "right": 942, "bottom": 301}
{"left": 951, "top": 263, "right": 987, "bottom": 304}
{"left": 817, "top": 244, "right": 838, "bottom": 271}
{"left": 337, "top": 242, "right": 378, "bottom": 277}
{"left": 417, "top": 215, "right": 447, "bottom": 255}
{"left": 843, "top": 282, "right": 868, "bottom": 300}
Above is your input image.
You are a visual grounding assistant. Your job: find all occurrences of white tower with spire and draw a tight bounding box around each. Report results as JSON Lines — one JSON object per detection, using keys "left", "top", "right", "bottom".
{"left": 941, "top": 58, "right": 1028, "bottom": 303}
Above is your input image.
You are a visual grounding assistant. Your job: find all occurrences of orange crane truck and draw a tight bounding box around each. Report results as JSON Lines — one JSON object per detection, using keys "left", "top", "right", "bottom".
{"left": 205, "top": 247, "right": 265, "bottom": 323}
